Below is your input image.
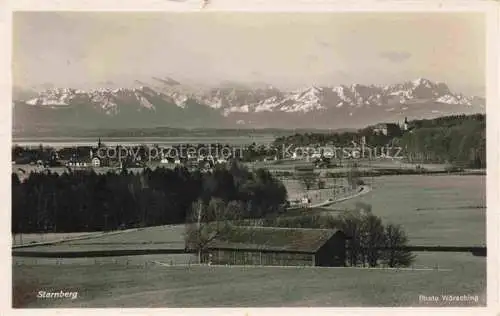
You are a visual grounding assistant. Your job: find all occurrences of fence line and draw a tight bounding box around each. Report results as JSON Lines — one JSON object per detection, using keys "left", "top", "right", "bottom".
{"left": 150, "top": 261, "right": 453, "bottom": 271}
{"left": 13, "top": 257, "right": 453, "bottom": 272}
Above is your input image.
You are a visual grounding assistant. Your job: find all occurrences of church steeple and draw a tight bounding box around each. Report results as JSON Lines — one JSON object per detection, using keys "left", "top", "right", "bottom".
{"left": 403, "top": 117, "right": 409, "bottom": 131}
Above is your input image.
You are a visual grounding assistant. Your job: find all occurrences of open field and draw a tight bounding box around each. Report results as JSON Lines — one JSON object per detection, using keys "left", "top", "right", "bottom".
{"left": 13, "top": 254, "right": 197, "bottom": 267}
{"left": 12, "top": 251, "right": 485, "bottom": 307}
{"left": 249, "top": 158, "right": 449, "bottom": 172}
{"left": 12, "top": 232, "right": 104, "bottom": 247}
{"left": 12, "top": 249, "right": 481, "bottom": 271}
{"left": 328, "top": 175, "right": 486, "bottom": 246}
{"left": 357, "top": 160, "right": 447, "bottom": 171}
{"left": 248, "top": 160, "right": 369, "bottom": 174}
{"left": 281, "top": 174, "right": 485, "bottom": 247}
{"left": 284, "top": 178, "right": 351, "bottom": 201}
{"left": 13, "top": 225, "right": 186, "bottom": 252}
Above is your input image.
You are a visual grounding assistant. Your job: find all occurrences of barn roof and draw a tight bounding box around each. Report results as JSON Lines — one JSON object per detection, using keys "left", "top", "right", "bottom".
{"left": 294, "top": 165, "right": 315, "bottom": 171}
{"left": 205, "top": 226, "right": 342, "bottom": 253}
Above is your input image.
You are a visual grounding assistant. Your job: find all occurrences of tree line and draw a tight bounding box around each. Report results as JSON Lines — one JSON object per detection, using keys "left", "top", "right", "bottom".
{"left": 396, "top": 115, "right": 485, "bottom": 168}
{"left": 273, "top": 114, "right": 486, "bottom": 168}
{"left": 12, "top": 162, "right": 287, "bottom": 233}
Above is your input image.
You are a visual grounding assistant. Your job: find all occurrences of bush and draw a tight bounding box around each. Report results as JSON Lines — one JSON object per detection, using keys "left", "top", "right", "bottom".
{"left": 337, "top": 206, "right": 414, "bottom": 268}
{"left": 381, "top": 224, "right": 416, "bottom": 267}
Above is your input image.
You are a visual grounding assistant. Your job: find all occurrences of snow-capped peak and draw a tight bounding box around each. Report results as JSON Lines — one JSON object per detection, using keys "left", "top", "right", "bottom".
{"left": 412, "top": 77, "right": 429, "bottom": 86}
{"left": 17, "top": 78, "right": 483, "bottom": 122}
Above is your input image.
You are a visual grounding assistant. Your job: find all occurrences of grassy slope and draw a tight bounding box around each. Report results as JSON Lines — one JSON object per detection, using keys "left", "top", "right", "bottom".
{"left": 13, "top": 252, "right": 485, "bottom": 307}
{"left": 14, "top": 225, "right": 186, "bottom": 253}
{"left": 329, "top": 175, "right": 486, "bottom": 246}
{"left": 12, "top": 232, "right": 104, "bottom": 247}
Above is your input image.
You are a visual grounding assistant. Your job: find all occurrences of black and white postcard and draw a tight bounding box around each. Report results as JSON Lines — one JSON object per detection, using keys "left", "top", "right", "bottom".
{"left": 3, "top": 0, "right": 499, "bottom": 313}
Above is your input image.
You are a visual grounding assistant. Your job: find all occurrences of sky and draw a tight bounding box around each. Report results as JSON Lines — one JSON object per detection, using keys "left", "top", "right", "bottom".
{"left": 12, "top": 12, "right": 486, "bottom": 96}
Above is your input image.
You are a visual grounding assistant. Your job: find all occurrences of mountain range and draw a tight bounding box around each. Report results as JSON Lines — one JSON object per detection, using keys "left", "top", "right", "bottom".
{"left": 12, "top": 77, "right": 485, "bottom": 134}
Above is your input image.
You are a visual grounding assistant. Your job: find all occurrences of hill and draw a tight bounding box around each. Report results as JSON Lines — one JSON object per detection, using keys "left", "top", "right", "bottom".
{"left": 13, "top": 78, "right": 485, "bottom": 134}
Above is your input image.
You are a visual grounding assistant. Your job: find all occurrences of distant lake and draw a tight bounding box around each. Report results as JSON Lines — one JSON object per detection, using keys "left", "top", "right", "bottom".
{"left": 12, "top": 136, "right": 276, "bottom": 148}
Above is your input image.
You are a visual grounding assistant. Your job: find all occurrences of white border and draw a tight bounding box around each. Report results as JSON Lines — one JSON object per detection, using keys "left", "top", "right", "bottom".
{"left": 1, "top": 1, "right": 499, "bottom": 315}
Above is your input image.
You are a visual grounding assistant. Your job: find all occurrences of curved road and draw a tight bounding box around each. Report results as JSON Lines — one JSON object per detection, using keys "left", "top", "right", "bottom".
{"left": 287, "top": 185, "right": 371, "bottom": 210}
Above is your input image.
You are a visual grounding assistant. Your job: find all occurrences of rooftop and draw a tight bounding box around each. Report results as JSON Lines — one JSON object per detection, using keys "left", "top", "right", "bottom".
{"left": 374, "top": 123, "right": 400, "bottom": 128}
{"left": 206, "top": 226, "right": 342, "bottom": 253}
{"left": 294, "top": 165, "right": 315, "bottom": 171}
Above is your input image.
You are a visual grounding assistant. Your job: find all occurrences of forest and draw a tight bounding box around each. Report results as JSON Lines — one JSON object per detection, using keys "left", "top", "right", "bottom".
{"left": 397, "top": 114, "right": 486, "bottom": 168}
{"left": 273, "top": 114, "right": 486, "bottom": 168}
{"left": 11, "top": 161, "right": 287, "bottom": 233}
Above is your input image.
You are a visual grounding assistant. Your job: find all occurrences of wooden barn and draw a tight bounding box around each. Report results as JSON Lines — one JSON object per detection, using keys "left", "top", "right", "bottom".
{"left": 202, "top": 226, "right": 347, "bottom": 267}
{"left": 294, "top": 165, "right": 315, "bottom": 174}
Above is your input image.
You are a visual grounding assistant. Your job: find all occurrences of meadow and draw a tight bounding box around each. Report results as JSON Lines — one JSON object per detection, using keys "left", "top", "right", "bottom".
{"left": 13, "top": 251, "right": 485, "bottom": 307}
{"left": 12, "top": 232, "right": 103, "bottom": 247}
{"left": 13, "top": 225, "right": 186, "bottom": 253}
{"left": 329, "top": 174, "right": 486, "bottom": 247}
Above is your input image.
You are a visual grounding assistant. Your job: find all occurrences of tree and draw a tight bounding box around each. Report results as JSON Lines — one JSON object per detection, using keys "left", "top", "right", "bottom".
{"left": 184, "top": 198, "right": 240, "bottom": 264}
{"left": 338, "top": 204, "right": 387, "bottom": 267}
{"left": 225, "top": 200, "right": 245, "bottom": 225}
{"left": 381, "top": 223, "right": 416, "bottom": 267}
{"left": 12, "top": 173, "right": 24, "bottom": 236}
{"left": 298, "top": 172, "right": 317, "bottom": 191}
{"left": 346, "top": 163, "right": 360, "bottom": 190}
{"left": 354, "top": 202, "right": 372, "bottom": 215}
{"left": 360, "top": 214, "right": 385, "bottom": 267}
{"left": 338, "top": 209, "right": 364, "bottom": 266}
{"left": 317, "top": 178, "right": 326, "bottom": 190}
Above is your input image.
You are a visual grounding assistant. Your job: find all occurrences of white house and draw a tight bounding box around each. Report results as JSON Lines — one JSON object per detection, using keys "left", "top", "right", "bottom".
{"left": 323, "top": 150, "right": 334, "bottom": 159}
{"left": 216, "top": 158, "right": 227, "bottom": 164}
{"left": 92, "top": 157, "right": 101, "bottom": 167}
{"left": 310, "top": 152, "right": 322, "bottom": 160}
{"left": 300, "top": 196, "right": 312, "bottom": 208}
